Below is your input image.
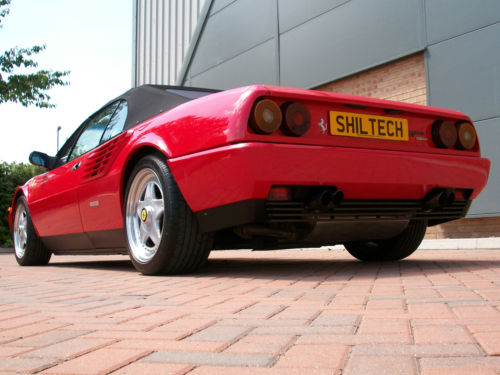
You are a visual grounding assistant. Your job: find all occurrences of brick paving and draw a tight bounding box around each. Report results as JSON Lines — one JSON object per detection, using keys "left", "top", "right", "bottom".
{"left": 0, "top": 248, "right": 499, "bottom": 375}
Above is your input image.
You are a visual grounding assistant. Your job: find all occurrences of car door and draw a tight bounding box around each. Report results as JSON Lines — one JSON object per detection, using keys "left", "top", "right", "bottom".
{"left": 76, "top": 100, "right": 129, "bottom": 247}
{"left": 28, "top": 102, "right": 121, "bottom": 250}
{"left": 28, "top": 123, "right": 87, "bottom": 244}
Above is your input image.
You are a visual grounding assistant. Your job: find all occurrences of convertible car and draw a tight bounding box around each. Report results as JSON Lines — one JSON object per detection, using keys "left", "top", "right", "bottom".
{"left": 8, "top": 85, "right": 490, "bottom": 274}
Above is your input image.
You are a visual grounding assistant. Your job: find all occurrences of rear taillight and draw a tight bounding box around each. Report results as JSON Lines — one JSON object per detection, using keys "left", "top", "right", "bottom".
{"left": 432, "top": 120, "right": 457, "bottom": 149}
{"left": 250, "top": 99, "right": 282, "bottom": 134}
{"left": 432, "top": 119, "right": 477, "bottom": 151}
{"left": 281, "top": 102, "right": 311, "bottom": 136}
{"left": 456, "top": 121, "right": 477, "bottom": 150}
{"left": 249, "top": 99, "right": 311, "bottom": 136}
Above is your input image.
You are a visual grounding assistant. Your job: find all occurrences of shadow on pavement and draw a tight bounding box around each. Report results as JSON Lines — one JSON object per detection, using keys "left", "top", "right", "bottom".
{"left": 49, "top": 259, "right": 136, "bottom": 272}
{"left": 44, "top": 252, "right": 500, "bottom": 280}
{"left": 200, "top": 257, "right": 500, "bottom": 278}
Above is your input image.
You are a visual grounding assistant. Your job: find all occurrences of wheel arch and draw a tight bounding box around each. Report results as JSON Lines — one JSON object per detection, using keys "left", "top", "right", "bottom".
{"left": 121, "top": 146, "right": 169, "bottom": 209}
{"left": 8, "top": 187, "right": 28, "bottom": 231}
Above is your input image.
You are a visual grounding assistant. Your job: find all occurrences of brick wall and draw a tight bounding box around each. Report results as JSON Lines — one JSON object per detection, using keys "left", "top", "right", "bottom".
{"left": 315, "top": 53, "right": 500, "bottom": 239}
{"left": 426, "top": 217, "right": 500, "bottom": 239}
{"left": 315, "top": 53, "right": 427, "bottom": 105}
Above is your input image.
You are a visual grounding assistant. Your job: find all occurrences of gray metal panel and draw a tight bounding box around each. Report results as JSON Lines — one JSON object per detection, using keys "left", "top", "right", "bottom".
{"left": 278, "top": 0, "right": 349, "bottom": 33}
{"left": 467, "top": 118, "right": 500, "bottom": 217}
{"left": 210, "top": 0, "right": 236, "bottom": 15}
{"left": 427, "top": 23, "right": 500, "bottom": 122}
{"left": 190, "top": 39, "right": 277, "bottom": 89}
{"left": 177, "top": 0, "right": 214, "bottom": 85}
{"left": 134, "top": 0, "right": 207, "bottom": 86}
{"left": 132, "top": 0, "right": 138, "bottom": 87}
{"left": 280, "top": 0, "right": 425, "bottom": 88}
{"left": 189, "top": 0, "right": 275, "bottom": 77}
{"left": 425, "top": 0, "right": 500, "bottom": 45}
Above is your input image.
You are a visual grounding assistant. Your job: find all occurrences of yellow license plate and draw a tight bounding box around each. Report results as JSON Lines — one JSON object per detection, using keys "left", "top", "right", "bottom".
{"left": 329, "top": 110, "right": 409, "bottom": 141}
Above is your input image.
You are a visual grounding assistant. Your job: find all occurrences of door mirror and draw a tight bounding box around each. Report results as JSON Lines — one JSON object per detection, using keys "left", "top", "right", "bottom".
{"left": 29, "top": 151, "right": 56, "bottom": 170}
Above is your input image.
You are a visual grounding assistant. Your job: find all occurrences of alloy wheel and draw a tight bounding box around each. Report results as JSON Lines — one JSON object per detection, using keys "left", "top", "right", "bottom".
{"left": 125, "top": 168, "right": 165, "bottom": 264}
{"left": 13, "top": 204, "right": 28, "bottom": 259}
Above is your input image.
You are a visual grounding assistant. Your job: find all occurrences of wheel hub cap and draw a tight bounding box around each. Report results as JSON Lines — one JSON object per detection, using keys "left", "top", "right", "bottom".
{"left": 141, "top": 208, "right": 148, "bottom": 222}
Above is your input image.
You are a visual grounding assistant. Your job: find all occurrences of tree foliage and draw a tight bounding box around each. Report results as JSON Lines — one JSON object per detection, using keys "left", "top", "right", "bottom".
{"left": 0, "top": 0, "right": 69, "bottom": 108}
{"left": 0, "top": 162, "right": 44, "bottom": 247}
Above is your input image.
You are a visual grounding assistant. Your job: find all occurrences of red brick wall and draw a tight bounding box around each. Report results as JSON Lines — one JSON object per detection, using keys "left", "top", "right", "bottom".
{"left": 315, "top": 53, "right": 500, "bottom": 239}
{"left": 315, "top": 53, "right": 427, "bottom": 105}
{"left": 425, "top": 218, "right": 500, "bottom": 239}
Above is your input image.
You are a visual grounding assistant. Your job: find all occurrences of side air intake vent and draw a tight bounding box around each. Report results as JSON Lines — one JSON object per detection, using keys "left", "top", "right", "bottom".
{"left": 81, "top": 135, "right": 127, "bottom": 182}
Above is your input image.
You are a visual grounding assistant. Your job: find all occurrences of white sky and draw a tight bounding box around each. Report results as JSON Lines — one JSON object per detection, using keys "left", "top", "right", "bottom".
{"left": 0, "top": 0, "right": 133, "bottom": 163}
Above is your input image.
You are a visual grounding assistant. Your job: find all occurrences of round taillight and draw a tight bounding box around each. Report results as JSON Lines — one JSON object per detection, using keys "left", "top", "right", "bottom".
{"left": 281, "top": 102, "right": 311, "bottom": 136}
{"left": 456, "top": 121, "right": 477, "bottom": 150}
{"left": 250, "top": 99, "right": 282, "bottom": 134}
{"left": 432, "top": 120, "right": 457, "bottom": 149}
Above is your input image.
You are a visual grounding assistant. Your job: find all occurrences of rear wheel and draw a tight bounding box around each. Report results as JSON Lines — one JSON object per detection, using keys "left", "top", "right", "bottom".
{"left": 124, "top": 154, "right": 213, "bottom": 275}
{"left": 13, "top": 197, "right": 51, "bottom": 266}
{"left": 344, "top": 220, "right": 427, "bottom": 261}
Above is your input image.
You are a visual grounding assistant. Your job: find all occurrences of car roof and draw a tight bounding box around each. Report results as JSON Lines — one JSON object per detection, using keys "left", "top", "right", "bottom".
{"left": 108, "top": 85, "right": 219, "bottom": 131}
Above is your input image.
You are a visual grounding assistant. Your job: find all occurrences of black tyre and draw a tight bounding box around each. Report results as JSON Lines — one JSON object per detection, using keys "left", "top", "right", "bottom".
{"left": 124, "top": 154, "right": 214, "bottom": 275}
{"left": 12, "top": 196, "right": 51, "bottom": 266}
{"left": 344, "top": 220, "right": 427, "bottom": 262}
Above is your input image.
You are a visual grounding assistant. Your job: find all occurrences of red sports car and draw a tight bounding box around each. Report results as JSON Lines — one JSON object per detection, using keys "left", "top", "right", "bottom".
{"left": 8, "top": 85, "right": 490, "bottom": 274}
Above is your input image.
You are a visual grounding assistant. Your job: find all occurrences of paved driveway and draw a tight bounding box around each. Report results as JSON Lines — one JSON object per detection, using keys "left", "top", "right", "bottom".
{"left": 0, "top": 249, "right": 499, "bottom": 375}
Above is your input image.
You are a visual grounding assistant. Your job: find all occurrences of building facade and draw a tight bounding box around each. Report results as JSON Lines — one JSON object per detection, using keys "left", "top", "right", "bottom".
{"left": 133, "top": 0, "right": 500, "bottom": 238}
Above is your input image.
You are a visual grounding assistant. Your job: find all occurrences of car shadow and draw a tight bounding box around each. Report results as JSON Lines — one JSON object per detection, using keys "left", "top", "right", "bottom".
{"left": 199, "top": 257, "right": 500, "bottom": 280}
{"left": 50, "top": 259, "right": 136, "bottom": 272}
{"left": 47, "top": 251, "right": 500, "bottom": 281}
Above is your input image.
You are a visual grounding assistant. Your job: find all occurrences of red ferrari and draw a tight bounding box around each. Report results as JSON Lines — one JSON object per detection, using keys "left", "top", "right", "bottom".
{"left": 8, "top": 85, "right": 490, "bottom": 274}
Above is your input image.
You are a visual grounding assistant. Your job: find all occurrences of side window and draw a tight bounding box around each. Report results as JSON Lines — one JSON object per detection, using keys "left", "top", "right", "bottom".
{"left": 100, "top": 100, "right": 128, "bottom": 143}
{"left": 68, "top": 103, "right": 120, "bottom": 161}
{"left": 56, "top": 129, "right": 81, "bottom": 166}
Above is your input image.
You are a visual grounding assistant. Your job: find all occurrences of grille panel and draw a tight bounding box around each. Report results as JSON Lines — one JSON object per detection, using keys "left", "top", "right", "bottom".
{"left": 265, "top": 200, "right": 470, "bottom": 223}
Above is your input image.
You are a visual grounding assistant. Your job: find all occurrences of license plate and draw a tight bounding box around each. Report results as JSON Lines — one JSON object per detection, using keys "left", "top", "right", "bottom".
{"left": 329, "top": 110, "right": 409, "bottom": 141}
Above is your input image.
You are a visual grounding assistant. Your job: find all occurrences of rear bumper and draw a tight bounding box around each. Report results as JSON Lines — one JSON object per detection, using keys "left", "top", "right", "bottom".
{"left": 168, "top": 142, "right": 490, "bottom": 228}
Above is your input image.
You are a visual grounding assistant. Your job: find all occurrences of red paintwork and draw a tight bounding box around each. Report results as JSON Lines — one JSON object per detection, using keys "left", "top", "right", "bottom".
{"left": 8, "top": 85, "right": 491, "bottom": 238}
{"left": 26, "top": 162, "right": 83, "bottom": 236}
{"left": 168, "top": 142, "right": 490, "bottom": 212}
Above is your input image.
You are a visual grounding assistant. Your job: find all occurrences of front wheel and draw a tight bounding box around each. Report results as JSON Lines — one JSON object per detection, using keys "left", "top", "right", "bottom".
{"left": 124, "top": 154, "right": 214, "bottom": 275}
{"left": 13, "top": 196, "right": 51, "bottom": 266}
{"left": 344, "top": 220, "right": 427, "bottom": 262}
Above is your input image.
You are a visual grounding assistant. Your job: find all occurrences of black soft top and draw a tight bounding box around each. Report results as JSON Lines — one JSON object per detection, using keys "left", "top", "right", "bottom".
{"left": 109, "top": 85, "right": 219, "bottom": 131}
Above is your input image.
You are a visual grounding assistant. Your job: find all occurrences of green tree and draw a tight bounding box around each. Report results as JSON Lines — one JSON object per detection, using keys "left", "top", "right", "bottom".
{"left": 0, "top": 162, "right": 44, "bottom": 247}
{"left": 0, "top": 0, "right": 69, "bottom": 108}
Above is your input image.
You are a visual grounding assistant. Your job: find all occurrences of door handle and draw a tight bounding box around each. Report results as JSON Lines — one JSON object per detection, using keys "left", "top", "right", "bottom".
{"left": 72, "top": 162, "right": 81, "bottom": 171}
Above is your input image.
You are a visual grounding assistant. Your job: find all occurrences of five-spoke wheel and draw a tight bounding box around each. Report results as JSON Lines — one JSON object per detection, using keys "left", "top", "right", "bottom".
{"left": 125, "top": 168, "right": 165, "bottom": 264}
{"left": 12, "top": 196, "right": 51, "bottom": 266}
{"left": 13, "top": 203, "right": 28, "bottom": 259}
{"left": 124, "top": 155, "right": 214, "bottom": 275}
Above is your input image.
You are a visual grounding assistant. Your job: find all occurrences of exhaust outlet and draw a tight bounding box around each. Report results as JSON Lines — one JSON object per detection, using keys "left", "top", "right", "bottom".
{"left": 439, "top": 190, "right": 455, "bottom": 206}
{"left": 424, "top": 188, "right": 455, "bottom": 209}
{"left": 323, "top": 189, "right": 344, "bottom": 209}
{"left": 307, "top": 188, "right": 344, "bottom": 210}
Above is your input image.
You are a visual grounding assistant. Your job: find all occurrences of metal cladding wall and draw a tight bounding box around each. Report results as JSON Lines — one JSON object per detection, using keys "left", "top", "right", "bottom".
{"left": 424, "top": 0, "right": 500, "bottom": 217}
{"left": 134, "top": 0, "right": 500, "bottom": 217}
{"left": 182, "top": 0, "right": 279, "bottom": 88}
{"left": 178, "top": 0, "right": 426, "bottom": 89}
{"left": 133, "top": 0, "right": 207, "bottom": 86}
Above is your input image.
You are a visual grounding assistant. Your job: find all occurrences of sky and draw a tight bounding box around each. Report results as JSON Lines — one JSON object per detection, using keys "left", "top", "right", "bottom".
{"left": 0, "top": 0, "right": 133, "bottom": 163}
